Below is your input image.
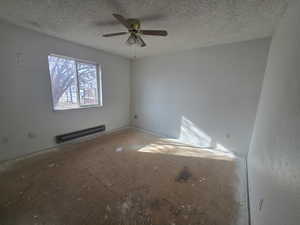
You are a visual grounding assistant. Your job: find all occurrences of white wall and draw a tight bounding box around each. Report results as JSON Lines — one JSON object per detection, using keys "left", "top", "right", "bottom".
{"left": 0, "top": 20, "right": 131, "bottom": 161}
{"left": 131, "top": 39, "right": 270, "bottom": 156}
{"left": 248, "top": 1, "right": 300, "bottom": 224}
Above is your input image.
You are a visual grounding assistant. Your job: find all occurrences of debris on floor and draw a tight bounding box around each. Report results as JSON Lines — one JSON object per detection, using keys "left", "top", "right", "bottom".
{"left": 0, "top": 129, "right": 247, "bottom": 225}
{"left": 175, "top": 166, "right": 192, "bottom": 182}
{"left": 199, "top": 177, "right": 206, "bottom": 183}
{"left": 47, "top": 162, "right": 56, "bottom": 168}
{"left": 153, "top": 166, "right": 159, "bottom": 172}
{"left": 115, "top": 147, "right": 123, "bottom": 152}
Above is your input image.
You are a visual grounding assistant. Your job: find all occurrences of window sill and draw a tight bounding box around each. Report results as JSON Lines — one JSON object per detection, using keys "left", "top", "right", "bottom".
{"left": 53, "top": 104, "right": 103, "bottom": 112}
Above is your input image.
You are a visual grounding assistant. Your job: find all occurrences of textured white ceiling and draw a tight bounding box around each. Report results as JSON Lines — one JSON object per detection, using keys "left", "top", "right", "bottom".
{"left": 0, "top": 0, "right": 288, "bottom": 58}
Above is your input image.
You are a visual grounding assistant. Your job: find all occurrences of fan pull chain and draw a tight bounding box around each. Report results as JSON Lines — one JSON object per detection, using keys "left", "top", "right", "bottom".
{"left": 131, "top": 44, "right": 136, "bottom": 59}
{"left": 134, "top": 45, "right": 137, "bottom": 59}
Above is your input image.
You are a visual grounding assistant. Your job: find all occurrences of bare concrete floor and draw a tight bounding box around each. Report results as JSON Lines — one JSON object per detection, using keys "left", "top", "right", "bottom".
{"left": 0, "top": 129, "right": 248, "bottom": 225}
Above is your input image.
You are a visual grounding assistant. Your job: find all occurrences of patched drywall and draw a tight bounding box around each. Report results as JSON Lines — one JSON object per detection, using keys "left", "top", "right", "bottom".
{"left": 248, "top": 0, "right": 300, "bottom": 224}
{"left": 0, "top": 20, "right": 131, "bottom": 161}
{"left": 0, "top": 0, "right": 287, "bottom": 58}
{"left": 131, "top": 39, "right": 270, "bottom": 156}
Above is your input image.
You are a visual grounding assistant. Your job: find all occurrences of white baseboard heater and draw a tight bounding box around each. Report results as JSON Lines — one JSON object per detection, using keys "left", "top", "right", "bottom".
{"left": 55, "top": 125, "right": 106, "bottom": 143}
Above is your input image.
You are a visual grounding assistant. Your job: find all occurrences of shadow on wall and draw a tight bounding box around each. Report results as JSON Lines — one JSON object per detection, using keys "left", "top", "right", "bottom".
{"left": 177, "top": 116, "right": 236, "bottom": 158}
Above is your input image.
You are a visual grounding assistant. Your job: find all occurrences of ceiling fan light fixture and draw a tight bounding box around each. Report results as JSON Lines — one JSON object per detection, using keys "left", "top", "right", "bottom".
{"left": 126, "top": 33, "right": 137, "bottom": 46}
{"left": 136, "top": 37, "right": 142, "bottom": 46}
{"left": 136, "top": 35, "right": 146, "bottom": 47}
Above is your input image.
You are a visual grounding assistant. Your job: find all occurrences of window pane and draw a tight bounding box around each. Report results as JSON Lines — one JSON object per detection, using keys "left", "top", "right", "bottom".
{"left": 48, "top": 55, "right": 79, "bottom": 110}
{"left": 77, "top": 62, "right": 99, "bottom": 106}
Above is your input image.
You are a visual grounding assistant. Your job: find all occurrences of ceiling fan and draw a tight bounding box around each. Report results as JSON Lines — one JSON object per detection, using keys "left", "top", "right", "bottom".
{"left": 102, "top": 14, "right": 168, "bottom": 47}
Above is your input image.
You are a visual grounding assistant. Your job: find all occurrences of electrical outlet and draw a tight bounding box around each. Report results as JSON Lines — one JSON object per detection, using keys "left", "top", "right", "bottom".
{"left": 16, "top": 52, "right": 24, "bottom": 65}
{"left": 28, "top": 132, "right": 37, "bottom": 139}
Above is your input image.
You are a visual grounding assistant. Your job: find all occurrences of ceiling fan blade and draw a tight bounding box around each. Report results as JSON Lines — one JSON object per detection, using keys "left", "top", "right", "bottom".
{"left": 137, "top": 36, "right": 146, "bottom": 47}
{"left": 112, "top": 14, "right": 131, "bottom": 29}
{"left": 102, "top": 32, "right": 127, "bottom": 37}
{"left": 93, "top": 14, "right": 166, "bottom": 27}
{"left": 140, "top": 30, "right": 168, "bottom": 36}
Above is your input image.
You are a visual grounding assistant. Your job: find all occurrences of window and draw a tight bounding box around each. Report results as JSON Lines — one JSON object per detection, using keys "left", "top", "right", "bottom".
{"left": 48, "top": 54, "right": 101, "bottom": 110}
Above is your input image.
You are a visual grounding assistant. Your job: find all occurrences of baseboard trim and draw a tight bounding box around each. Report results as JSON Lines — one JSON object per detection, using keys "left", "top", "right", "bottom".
{"left": 129, "top": 125, "right": 171, "bottom": 139}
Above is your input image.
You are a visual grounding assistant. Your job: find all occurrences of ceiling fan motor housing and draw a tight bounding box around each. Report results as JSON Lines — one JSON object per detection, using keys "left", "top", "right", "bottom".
{"left": 127, "top": 19, "right": 141, "bottom": 32}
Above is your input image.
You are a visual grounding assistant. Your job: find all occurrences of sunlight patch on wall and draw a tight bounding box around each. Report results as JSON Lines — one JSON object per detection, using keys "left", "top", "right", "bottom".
{"left": 179, "top": 116, "right": 212, "bottom": 147}
{"left": 177, "top": 116, "right": 236, "bottom": 158}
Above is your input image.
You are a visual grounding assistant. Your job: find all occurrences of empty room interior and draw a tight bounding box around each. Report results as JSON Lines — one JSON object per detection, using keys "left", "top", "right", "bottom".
{"left": 0, "top": 0, "right": 299, "bottom": 225}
